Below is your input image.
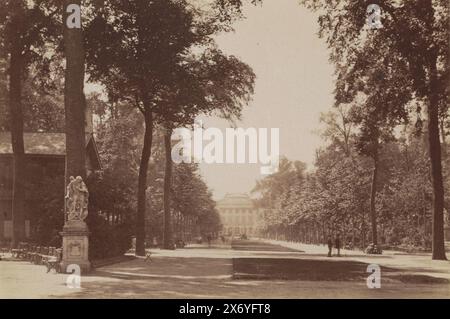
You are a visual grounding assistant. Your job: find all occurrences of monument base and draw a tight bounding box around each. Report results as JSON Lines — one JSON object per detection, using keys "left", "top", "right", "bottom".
{"left": 60, "top": 220, "right": 91, "bottom": 274}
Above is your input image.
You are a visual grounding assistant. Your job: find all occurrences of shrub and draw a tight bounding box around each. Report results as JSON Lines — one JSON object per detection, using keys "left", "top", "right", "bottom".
{"left": 87, "top": 213, "right": 133, "bottom": 260}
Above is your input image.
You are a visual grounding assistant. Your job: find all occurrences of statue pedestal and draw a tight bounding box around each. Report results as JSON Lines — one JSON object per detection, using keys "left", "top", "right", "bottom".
{"left": 60, "top": 220, "right": 91, "bottom": 274}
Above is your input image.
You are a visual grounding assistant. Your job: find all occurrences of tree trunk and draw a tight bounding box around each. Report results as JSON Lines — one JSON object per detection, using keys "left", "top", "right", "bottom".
{"left": 135, "top": 110, "right": 153, "bottom": 256}
{"left": 352, "top": 220, "right": 356, "bottom": 248}
{"left": 428, "top": 59, "right": 447, "bottom": 260}
{"left": 63, "top": 0, "right": 87, "bottom": 182}
{"left": 163, "top": 125, "right": 174, "bottom": 249}
{"left": 369, "top": 153, "right": 379, "bottom": 246}
{"left": 8, "top": 4, "right": 26, "bottom": 246}
{"left": 440, "top": 119, "right": 447, "bottom": 158}
{"left": 361, "top": 206, "right": 366, "bottom": 249}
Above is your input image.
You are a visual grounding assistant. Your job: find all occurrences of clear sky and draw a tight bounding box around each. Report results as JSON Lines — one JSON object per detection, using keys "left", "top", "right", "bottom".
{"left": 199, "top": 0, "right": 335, "bottom": 200}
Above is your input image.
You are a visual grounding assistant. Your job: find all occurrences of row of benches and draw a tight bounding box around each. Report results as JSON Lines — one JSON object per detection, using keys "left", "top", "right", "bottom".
{"left": 9, "top": 242, "right": 63, "bottom": 273}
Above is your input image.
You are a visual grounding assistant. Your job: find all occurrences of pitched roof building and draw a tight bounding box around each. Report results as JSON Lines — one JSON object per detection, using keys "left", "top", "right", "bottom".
{"left": 0, "top": 132, "right": 101, "bottom": 241}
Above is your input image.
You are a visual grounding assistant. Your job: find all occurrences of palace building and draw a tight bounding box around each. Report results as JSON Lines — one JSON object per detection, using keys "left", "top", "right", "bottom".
{"left": 216, "top": 193, "right": 264, "bottom": 237}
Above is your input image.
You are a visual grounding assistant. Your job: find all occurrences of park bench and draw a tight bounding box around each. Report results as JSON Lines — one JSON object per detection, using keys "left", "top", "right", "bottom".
{"left": 30, "top": 246, "right": 41, "bottom": 264}
{"left": 3, "top": 240, "right": 62, "bottom": 273}
{"left": 0, "top": 240, "right": 10, "bottom": 259}
{"left": 11, "top": 242, "right": 28, "bottom": 259}
{"left": 26, "top": 244, "right": 37, "bottom": 262}
{"left": 29, "top": 245, "right": 62, "bottom": 272}
{"left": 43, "top": 247, "right": 62, "bottom": 273}
{"left": 33, "top": 246, "right": 46, "bottom": 265}
{"left": 175, "top": 239, "right": 186, "bottom": 248}
{"left": 38, "top": 246, "right": 50, "bottom": 265}
{"left": 0, "top": 240, "right": 9, "bottom": 254}
{"left": 145, "top": 251, "right": 152, "bottom": 262}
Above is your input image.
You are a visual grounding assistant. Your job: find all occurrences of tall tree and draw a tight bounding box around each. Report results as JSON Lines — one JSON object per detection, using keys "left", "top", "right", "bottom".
{"left": 162, "top": 125, "right": 174, "bottom": 249}
{"left": 346, "top": 50, "right": 410, "bottom": 248}
{"left": 63, "top": 0, "right": 86, "bottom": 181}
{"left": 85, "top": 0, "right": 251, "bottom": 254}
{"left": 0, "top": 0, "right": 58, "bottom": 245}
{"left": 85, "top": 0, "right": 202, "bottom": 255}
{"left": 6, "top": 1, "right": 26, "bottom": 246}
{"left": 351, "top": 106, "right": 394, "bottom": 248}
{"left": 319, "top": 106, "right": 354, "bottom": 156}
{"left": 159, "top": 47, "right": 254, "bottom": 248}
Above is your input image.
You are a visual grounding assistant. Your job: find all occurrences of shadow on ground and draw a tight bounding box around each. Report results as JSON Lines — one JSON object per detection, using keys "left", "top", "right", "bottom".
{"left": 232, "top": 257, "right": 377, "bottom": 281}
{"left": 232, "top": 240, "right": 303, "bottom": 252}
{"left": 231, "top": 240, "right": 450, "bottom": 284}
{"left": 232, "top": 258, "right": 449, "bottom": 283}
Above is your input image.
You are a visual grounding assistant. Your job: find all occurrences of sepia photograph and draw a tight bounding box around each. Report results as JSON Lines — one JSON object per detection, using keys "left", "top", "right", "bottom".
{"left": 0, "top": 0, "right": 449, "bottom": 303}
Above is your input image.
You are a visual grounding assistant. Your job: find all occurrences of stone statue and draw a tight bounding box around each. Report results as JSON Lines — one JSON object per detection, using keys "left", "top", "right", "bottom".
{"left": 65, "top": 176, "right": 75, "bottom": 218}
{"left": 66, "top": 176, "right": 89, "bottom": 221}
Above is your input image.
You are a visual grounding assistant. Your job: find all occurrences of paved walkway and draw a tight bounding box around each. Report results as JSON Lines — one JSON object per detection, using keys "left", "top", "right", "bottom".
{"left": 0, "top": 241, "right": 449, "bottom": 298}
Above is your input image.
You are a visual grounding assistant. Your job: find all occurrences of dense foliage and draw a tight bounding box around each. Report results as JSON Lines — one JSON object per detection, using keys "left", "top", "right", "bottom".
{"left": 255, "top": 112, "right": 448, "bottom": 251}
{"left": 91, "top": 101, "right": 222, "bottom": 249}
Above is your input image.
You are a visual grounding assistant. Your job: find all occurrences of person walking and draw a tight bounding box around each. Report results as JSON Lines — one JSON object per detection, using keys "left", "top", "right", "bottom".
{"left": 327, "top": 236, "right": 333, "bottom": 257}
{"left": 335, "top": 234, "right": 341, "bottom": 257}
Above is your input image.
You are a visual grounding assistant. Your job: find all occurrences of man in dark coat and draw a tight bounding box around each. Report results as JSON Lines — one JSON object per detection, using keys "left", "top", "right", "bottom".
{"left": 327, "top": 236, "right": 333, "bottom": 257}
{"left": 335, "top": 234, "right": 341, "bottom": 257}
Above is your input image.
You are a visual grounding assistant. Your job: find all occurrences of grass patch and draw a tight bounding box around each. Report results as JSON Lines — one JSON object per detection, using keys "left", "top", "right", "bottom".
{"left": 390, "top": 274, "right": 450, "bottom": 284}
{"left": 231, "top": 240, "right": 449, "bottom": 284}
{"left": 231, "top": 240, "right": 303, "bottom": 252}
{"left": 233, "top": 258, "right": 369, "bottom": 281}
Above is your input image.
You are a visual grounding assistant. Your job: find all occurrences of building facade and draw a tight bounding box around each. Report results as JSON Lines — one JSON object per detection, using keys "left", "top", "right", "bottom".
{"left": 216, "top": 193, "right": 264, "bottom": 237}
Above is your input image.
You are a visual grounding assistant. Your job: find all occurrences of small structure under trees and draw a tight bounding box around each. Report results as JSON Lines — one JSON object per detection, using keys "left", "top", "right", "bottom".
{"left": 0, "top": 132, "right": 101, "bottom": 242}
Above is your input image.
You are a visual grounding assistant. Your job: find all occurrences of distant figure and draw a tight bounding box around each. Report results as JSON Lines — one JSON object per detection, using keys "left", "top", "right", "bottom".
{"left": 207, "top": 234, "right": 212, "bottom": 247}
{"left": 327, "top": 236, "right": 333, "bottom": 257}
{"left": 335, "top": 234, "right": 341, "bottom": 257}
{"left": 220, "top": 235, "right": 226, "bottom": 244}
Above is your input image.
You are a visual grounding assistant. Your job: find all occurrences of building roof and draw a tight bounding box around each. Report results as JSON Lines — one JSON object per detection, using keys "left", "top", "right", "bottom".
{"left": 0, "top": 132, "right": 101, "bottom": 169}
{"left": 216, "top": 193, "right": 255, "bottom": 208}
